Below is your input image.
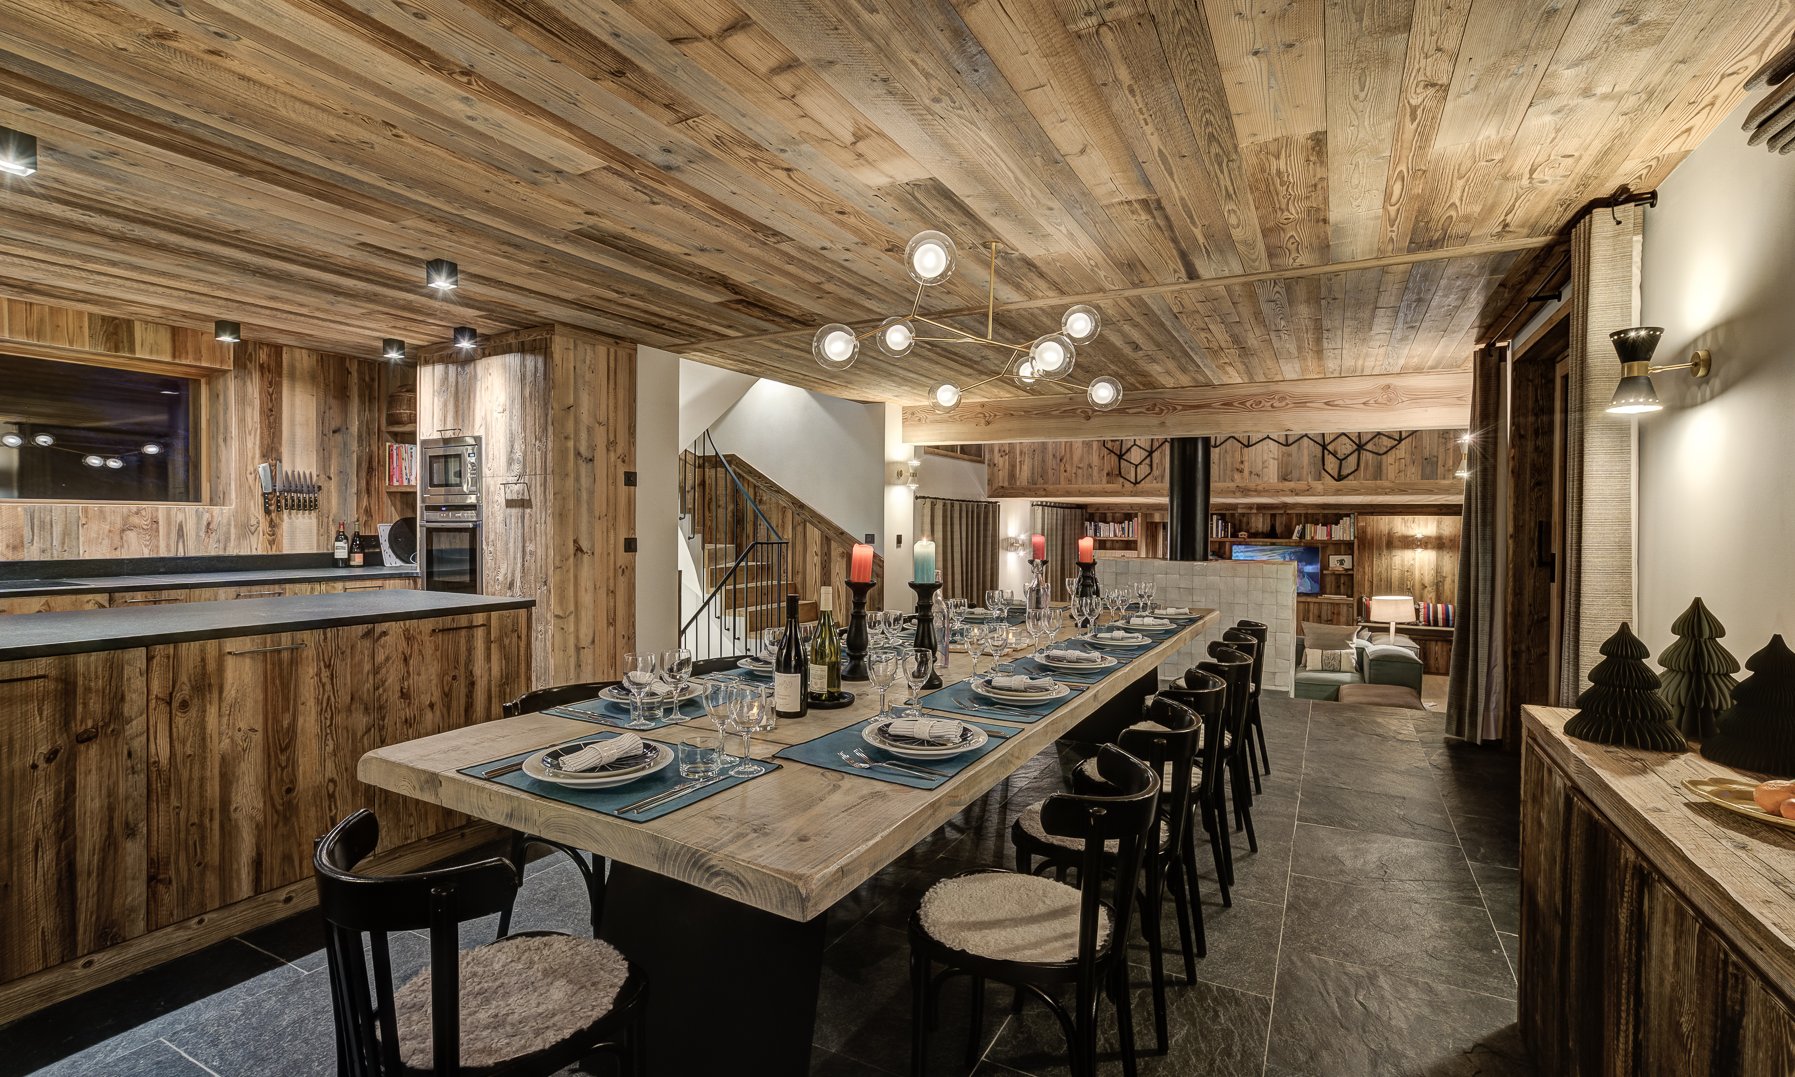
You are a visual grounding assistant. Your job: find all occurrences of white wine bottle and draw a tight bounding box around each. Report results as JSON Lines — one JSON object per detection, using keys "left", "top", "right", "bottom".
{"left": 809, "top": 586, "right": 843, "bottom": 703}
{"left": 773, "top": 593, "right": 808, "bottom": 718}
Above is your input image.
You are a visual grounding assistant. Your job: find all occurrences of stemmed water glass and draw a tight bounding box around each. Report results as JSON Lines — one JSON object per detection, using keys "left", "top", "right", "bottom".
{"left": 984, "top": 589, "right": 1004, "bottom": 618}
{"left": 661, "top": 647, "right": 694, "bottom": 717}
{"left": 961, "top": 621, "right": 989, "bottom": 676}
{"left": 1138, "top": 580, "right": 1157, "bottom": 611}
{"left": 703, "top": 680, "right": 742, "bottom": 766}
{"left": 868, "top": 648, "right": 900, "bottom": 720}
{"left": 725, "top": 687, "right": 771, "bottom": 777}
{"left": 1064, "top": 576, "right": 1079, "bottom": 604}
{"left": 622, "top": 651, "right": 661, "bottom": 729}
{"left": 899, "top": 648, "right": 934, "bottom": 718}
{"left": 1027, "top": 607, "right": 1054, "bottom": 660}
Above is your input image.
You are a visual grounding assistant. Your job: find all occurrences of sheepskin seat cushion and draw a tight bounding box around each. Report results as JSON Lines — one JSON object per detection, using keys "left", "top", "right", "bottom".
{"left": 918, "top": 871, "right": 1109, "bottom": 963}
{"left": 1016, "top": 801, "right": 1168, "bottom": 855}
{"left": 392, "top": 932, "right": 630, "bottom": 1072}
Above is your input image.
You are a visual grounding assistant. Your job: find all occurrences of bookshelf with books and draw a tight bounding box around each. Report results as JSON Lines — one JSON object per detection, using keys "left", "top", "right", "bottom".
{"left": 1209, "top": 511, "right": 1360, "bottom": 625}
{"left": 1083, "top": 507, "right": 1167, "bottom": 559}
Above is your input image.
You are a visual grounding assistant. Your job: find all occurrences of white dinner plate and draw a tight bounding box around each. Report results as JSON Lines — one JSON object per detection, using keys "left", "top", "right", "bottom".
{"left": 862, "top": 719, "right": 988, "bottom": 759}
{"left": 522, "top": 741, "right": 673, "bottom": 788}
{"left": 971, "top": 677, "right": 1071, "bottom": 705}
{"left": 1084, "top": 632, "right": 1149, "bottom": 648}
{"left": 1035, "top": 651, "right": 1119, "bottom": 673}
{"left": 599, "top": 681, "right": 703, "bottom": 704}
{"left": 736, "top": 656, "right": 774, "bottom": 673}
{"left": 1122, "top": 617, "right": 1176, "bottom": 631}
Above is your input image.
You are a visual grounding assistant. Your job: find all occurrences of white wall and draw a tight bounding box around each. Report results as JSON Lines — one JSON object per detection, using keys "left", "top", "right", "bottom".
{"left": 915, "top": 452, "right": 988, "bottom": 500}
{"left": 677, "top": 360, "right": 757, "bottom": 447}
{"left": 634, "top": 346, "right": 682, "bottom": 651}
{"left": 883, "top": 403, "right": 915, "bottom": 597}
{"left": 1638, "top": 94, "right": 1795, "bottom": 657}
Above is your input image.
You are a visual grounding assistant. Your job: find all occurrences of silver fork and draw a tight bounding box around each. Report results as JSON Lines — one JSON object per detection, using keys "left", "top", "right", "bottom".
{"left": 849, "top": 748, "right": 950, "bottom": 777}
{"left": 838, "top": 750, "right": 944, "bottom": 779}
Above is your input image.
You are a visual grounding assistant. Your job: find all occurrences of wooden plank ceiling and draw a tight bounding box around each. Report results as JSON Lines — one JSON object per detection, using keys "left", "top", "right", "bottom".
{"left": 0, "top": 0, "right": 1787, "bottom": 402}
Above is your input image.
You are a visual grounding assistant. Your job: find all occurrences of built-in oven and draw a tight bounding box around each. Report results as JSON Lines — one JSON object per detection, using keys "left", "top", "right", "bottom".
{"left": 420, "top": 504, "right": 482, "bottom": 594}
{"left": 420, "top": 435, "right": 481, "bottom": 504}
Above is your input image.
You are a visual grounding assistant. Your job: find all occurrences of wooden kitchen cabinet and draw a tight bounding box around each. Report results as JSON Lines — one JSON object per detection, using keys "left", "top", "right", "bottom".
{"left": 0, "top": 593, "right": 109, "bottom": 616}
{"left": 0, "top": 651, "right": 149, "bottom": 981}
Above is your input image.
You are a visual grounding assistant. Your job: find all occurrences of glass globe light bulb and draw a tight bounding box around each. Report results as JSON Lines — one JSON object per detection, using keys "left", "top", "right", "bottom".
{"left": 812, "top": 323, "right": 860, "bottom": 370}
{"left": 105, "top": 457, "right": 125, "bottom": 469}
{"left": 0, "top": 434, "right": 21, "bottom": 448}
{"left": 930, "top": 382, "right": 962, "bottom": 412}
{"left": 877, "top": 317, "right": 915, "bottom": 358}
{"left": 1087, "top": 377, "right": 1122, "bottom": 411}
{"left": 1061, "top": 304, "right": 1100, "bottom": 343}
{"left": 1015, "top": 358, "right": 1038, "bottom": 385}
{"left": 904, "top": 230, "right": 957, "bottom": 285}
{"left": 82, "top": 454, "right": 104, "bottom": 468}
{"left": 33, "top": 433, "right": 54, "bottom": 447}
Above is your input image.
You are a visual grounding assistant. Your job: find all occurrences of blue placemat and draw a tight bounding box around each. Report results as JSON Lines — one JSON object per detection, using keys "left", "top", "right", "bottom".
{"left": 461, "top": 731, "right": 778, "bottom": 822}
{"left": 542, "top": 696, "right": 705, "bottom": 730}
{"left": 918, "top": 680, "right": 1081, "bottom": 724}
{"left": 773, "top": 717, "right": 1016, "bottom": 788}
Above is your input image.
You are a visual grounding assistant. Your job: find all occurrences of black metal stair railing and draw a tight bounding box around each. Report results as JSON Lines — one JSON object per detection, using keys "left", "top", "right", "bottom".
{"left": 679, "top": 431, "right": 788, "bottom": 659}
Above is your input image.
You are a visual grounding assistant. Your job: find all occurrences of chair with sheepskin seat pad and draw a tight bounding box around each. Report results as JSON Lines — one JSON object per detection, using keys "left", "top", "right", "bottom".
{"left": 909, "top": 745, "right": 1159, "bottom": 1077}
{"left": 1009, "top": 694, "right": 1205, "bottom": 1055}
{"left": 314, "top": 810, "right": 648, "bottom": 1077}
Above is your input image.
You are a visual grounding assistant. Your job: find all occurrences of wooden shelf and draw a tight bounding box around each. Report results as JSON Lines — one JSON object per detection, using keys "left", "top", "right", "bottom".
{"left": 386, "top": 424, "right": 417, "bottom": 435}
{"left": 386, "top": 485, "right": 416, "bottom": 493}
{"left": 1209, "top": 536, "right": 1354, "bottom": 546}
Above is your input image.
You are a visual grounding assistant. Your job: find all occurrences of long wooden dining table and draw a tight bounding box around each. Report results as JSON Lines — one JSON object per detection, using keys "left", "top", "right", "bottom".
{"left": 359, "top": 611, "right": 1218, "bottom": 1074}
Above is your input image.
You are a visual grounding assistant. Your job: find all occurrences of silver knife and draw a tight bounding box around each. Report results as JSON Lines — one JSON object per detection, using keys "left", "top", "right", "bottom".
{"left": 621, "top": 773, "right": 731, "bottom": 814}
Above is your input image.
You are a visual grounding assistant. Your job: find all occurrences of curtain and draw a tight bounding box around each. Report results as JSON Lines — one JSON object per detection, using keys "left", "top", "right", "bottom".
{"left": 1447, "top": 345, "right": 1506, "bottom": 743}
{"left": 914, "top": 496, "right": 998, "bottom": 602}
{"left": 1030, "top": 502, "right": 1087, "bottom": 602}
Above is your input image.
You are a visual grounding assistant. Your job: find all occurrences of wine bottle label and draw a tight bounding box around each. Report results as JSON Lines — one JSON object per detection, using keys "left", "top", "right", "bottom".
{"left": 808, "top": 662, "right": 830, "bottom": 692}
{"left": 774, "top": 673, "right": 803, "bottom": 713}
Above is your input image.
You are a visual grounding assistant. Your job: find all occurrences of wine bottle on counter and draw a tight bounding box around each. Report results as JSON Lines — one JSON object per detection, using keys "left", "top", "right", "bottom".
{"left": 774, "top": 593, "right": 808, "bottom": 719}
{"left": 809, "top": 586, "right": 843, "bottom": 703}
{"left": 348, "top": 526, "right": 364, "bottom": 567}
{"left": 333, "top": 520, "right": 349, "bottom": 567}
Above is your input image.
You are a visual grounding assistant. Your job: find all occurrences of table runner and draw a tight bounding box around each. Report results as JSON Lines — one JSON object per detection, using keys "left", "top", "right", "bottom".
{"left": 461, "top": 731, "right": 779, "bottom": 823}
{"left": 773, "top": 717, "right": 1016, "bottom": 789}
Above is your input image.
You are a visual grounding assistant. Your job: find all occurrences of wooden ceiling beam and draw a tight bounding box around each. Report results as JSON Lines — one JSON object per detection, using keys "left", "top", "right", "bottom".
{"left": 900, "top": 370, "right": 1471, "bottom": 444}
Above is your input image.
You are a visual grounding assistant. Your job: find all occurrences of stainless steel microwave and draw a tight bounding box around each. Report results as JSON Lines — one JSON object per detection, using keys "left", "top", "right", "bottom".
{"left": 420, "top": 435, "right": 480, "bottom": 504}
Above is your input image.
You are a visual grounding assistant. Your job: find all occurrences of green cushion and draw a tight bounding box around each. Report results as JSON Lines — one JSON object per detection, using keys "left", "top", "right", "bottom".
{"left": 1294, "top": 670, "right": 1360, "bottom": 700}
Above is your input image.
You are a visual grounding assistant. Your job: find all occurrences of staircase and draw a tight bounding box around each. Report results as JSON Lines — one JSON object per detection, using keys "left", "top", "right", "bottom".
{"left": 679, "top": 433, "right": 814, "bottom": 659}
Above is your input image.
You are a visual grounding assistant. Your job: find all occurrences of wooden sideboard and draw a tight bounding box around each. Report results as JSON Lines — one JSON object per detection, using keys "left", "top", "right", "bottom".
{"left": 0, "top": 601, "right": 527, "bottom": 1022}
{"left": 1520, "top": 707, "right": 1795, "bottom": 1075}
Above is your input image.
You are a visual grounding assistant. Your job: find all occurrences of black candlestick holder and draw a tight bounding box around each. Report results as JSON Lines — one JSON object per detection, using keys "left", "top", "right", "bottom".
{"left": 841, "top": 578, "right": 876, "bottom": 681}
{"left": 908, "top": 579, "right": 944, "bottom": 689}
{"left": 1074, "top": 560, "right": 1102, "bottom": 600}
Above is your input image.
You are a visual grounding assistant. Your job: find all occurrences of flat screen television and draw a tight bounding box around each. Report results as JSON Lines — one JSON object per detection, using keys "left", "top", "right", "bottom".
{"left": 1229, "top": 543, "right": 1322, "bottom": 595}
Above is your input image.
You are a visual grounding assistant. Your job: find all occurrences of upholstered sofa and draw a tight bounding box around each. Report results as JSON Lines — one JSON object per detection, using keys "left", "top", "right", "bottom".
{"left": 1293, "top": 629, "right": 1425, "bottom": 701}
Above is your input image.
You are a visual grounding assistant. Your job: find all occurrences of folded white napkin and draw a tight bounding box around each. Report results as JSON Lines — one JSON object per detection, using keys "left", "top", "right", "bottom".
{"left": 1097, "top": 629, "right": 1145, "bottom": 642}
{"left": 1154, "top": 607, "right": 1191, "bottom": 615}
{"left": 1127, "top": 616, "right": 1172, "bottom": 628}
{"left": 554, "top": 733, "right": 645, "bottom": 772}
{"left": 1045, "top": 647, "right": 1102, "bottom": 664}
{"left": 886, "top": 717, "right": 964, "bottom": 744}
{"left": 985, "top": 674, "right": 1056, "bottom": 693}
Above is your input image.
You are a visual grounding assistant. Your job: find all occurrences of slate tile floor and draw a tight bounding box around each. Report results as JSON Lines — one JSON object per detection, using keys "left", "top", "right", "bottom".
{"left": 4, "top": 695, "right": 1529, "bottom": 1077}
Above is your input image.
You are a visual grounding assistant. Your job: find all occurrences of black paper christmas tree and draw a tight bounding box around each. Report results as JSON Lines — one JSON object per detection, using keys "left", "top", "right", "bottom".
{"left": 1700, "top": 635, "right": 1795, "bottom": 776}
{"left": 1564, "top": 622, "right": 1686, "bottom": 751}
{"left": 1658, "top": 598, "right": 1740, "bottom": 740}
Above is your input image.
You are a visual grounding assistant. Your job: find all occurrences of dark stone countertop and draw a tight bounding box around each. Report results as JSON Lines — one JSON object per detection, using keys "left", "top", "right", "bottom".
{"left": 0, "top": 590, "right": 533, "bottom": 661}
{"left": 0, "top": 565, "right": 419, "bottom": 598}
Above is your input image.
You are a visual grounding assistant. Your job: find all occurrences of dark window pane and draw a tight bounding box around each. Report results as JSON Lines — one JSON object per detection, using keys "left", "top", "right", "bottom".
{"left": 0, "top": 354, "right": 198, "bottom": 502}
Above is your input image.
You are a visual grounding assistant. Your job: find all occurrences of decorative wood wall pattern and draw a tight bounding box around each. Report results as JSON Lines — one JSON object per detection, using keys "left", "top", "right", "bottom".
{"left": 1356, "top": 515, "right": 1462, "bottom": 606}
{"left": 0, "top": 297, "right": 398, "bottom": 560}
{"left": 416, "top": 328, "right": 638, "bottom": 687}
{"left": 988, "top": 428, "right": 1466, "bottom": 505}
{"left": 0, "top": 1, "right": 1788, "bottom": 401}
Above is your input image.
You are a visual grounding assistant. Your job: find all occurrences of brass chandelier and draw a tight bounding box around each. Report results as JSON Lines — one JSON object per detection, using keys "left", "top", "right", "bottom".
{"left": 811, "top": 232, "right": 1123, "bottom": 413}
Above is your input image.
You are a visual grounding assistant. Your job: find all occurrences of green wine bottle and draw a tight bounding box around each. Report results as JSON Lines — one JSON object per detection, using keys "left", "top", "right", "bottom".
{"left": 808, "top": 586, "right": 844, "bottom": 702}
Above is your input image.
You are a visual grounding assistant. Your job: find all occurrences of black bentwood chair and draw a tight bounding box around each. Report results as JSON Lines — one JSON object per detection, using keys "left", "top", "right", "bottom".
{"left": 497, "top": 681, "right": 627, "bottom": 939}
{"left": 1010, "top": 696, "right": 1201, "bottom": 1055}
{"left": 909, "top": 746, "right": 1160, "bottom": 1077}
{"left": 314, "top": 810, "right": 648, "bottom": 1077}
{"left": 1206, "top": 641, "right": 1259, "bottom": 858}
{"left": 1156, "top": 669, "right": 1230, "bottom": 927}
{"left": 1234, "top": 619, "right": 1273, "bottom": 781}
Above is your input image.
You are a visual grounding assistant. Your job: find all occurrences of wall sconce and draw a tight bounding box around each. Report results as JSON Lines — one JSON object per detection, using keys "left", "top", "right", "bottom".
{"left": 1002, "top": 534, "right": 1027, "bottom": 555}
{"left": 1606, "top": 326, "right": 1712, "bottom": 415}
{"left": 0, "top": 127, "right": 38, "bottom": 177}
{"left": 1452, "top": 431, "right": 1472, "bottom": 479}
{"left": 214, "top": 320, "right": 241, "bottom": 343}
{"left": 889, "top": 460, "right": 921, "bottom": 489}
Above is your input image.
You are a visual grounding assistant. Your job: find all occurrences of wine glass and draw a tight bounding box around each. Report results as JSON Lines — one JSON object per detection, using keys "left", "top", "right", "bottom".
{"left": 661, "top": 647, "right": 694, "bottom": 714}
{"left": 984, "top": 589, "right": 1003, "bottom": 618}
{"left": 622, "top": 651, "right": 660, "bottom": 730}
{"left": 724, "top": 689, "right": 769, "bottom": 777}
{"left": 758, "top": 626, "right": 782, "bottom": 661}
{"left": 962, "top": 621, "right": 989, "bottom": 676}
{"left": 1027, "top": 608, "right": 1052, "bottom": 660}
{"left": 868, "top": 648, "right": 900, "bottom": 720}
{"left": 1064, "top": 576, "right": 1079, "bottom": 604}
{"left": 1139, "top": 580, "right": 1157, "bottom": 610}
{"left": 703, "top": 680, "right": 742, "bottom": 765}
{"left": 899, "top": 648, "right": 934, "bottom": 718}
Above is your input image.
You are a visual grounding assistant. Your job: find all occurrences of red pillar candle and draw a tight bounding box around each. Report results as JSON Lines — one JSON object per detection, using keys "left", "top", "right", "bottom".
{"left": 1031, "top": 533, "right": 1047, "bottom": 560}
{"left": 849, "top": 543, "right": 875, "bottom": 583}
{"left": 1077, "top": 536, "right": 1095, "bottom": 562}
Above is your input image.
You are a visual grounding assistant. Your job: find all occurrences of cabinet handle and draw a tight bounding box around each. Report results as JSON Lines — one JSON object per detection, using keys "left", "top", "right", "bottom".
{"left": 227, "top": 642, "right": 309, "bottom": 656}
{"left": 430, "top": 623, "right": 490, "bottom": 634}
{"left": 121, "top": 596, "right": 176, "bottom": 604}
{"left": 233, "top": 589, "right": 285, "bottom": 598}
{"left": 0, "top": 673, "right": 49, "bottom": 685}
{"left": 344, "top": 584, "right": 385, "bottom": 591}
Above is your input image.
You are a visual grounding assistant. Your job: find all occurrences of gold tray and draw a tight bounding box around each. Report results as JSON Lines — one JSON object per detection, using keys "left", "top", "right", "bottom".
{"left": 1682, "top": 777, "right": 1795, "bottom": 832}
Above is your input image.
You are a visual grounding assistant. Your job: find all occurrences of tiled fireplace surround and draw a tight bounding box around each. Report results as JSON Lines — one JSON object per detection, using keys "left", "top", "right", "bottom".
{"left": 1097, "top": 557, "right": 1297, "bottom": 692}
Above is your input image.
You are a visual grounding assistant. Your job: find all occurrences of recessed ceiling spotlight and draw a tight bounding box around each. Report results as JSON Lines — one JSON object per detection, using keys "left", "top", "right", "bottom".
{"left": 382, "top": 338, "right": 407, "bottom": 360}
{"left": 82, "top": 454, "right": 104, "bottom": 468}
{"left": 142, "top": 442, "right": 163, "bottom": 455}
{"left": 0, "top": 127, "right": 38, "bottom": 177}
{"left": 32, "top": 433, "right": 54, "bottom": 447}
{"left": 426, "top": 259, "right": 459, "bottom": 291}
{"left": 452, "top": 326, "right": 478, "bottom": 349}
{"left": 104, "top": 457, "right": 125, "bottom": 469}
{"left": 0, "top": 434, "right": 22, "bottom": 448}
{"left": 214, "top": 320, "right": 241, "bottom": 343}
